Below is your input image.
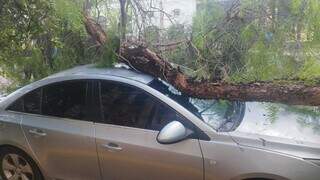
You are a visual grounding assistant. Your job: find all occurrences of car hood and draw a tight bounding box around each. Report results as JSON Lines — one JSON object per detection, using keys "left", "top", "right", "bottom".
{"left": 228, "top": 102, "right": 320, "bottom": 159}
{"left": 229, "top": 131, "right": 320, "bottom": 159}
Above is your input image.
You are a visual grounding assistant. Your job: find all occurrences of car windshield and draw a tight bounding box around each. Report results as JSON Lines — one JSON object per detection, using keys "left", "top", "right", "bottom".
{"left": 149, "top": 79, "right": 245, "bottom": 132}
{"left": 149, "top": 79, "right": 320, "bottom": 144}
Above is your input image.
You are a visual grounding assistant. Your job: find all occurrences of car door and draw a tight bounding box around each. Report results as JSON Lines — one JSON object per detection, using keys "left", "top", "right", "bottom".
{"left": 17, "top": 80, "right": 100, "bottom": 180}
{"left": 94, "top": 80, "right": 203, "bottom": 180}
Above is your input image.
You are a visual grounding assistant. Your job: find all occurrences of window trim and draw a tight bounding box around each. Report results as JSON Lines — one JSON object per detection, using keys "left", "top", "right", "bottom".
{"left": 41, "top": 80, "right": 90, "bottom": 121}
{"left": 7, "top": 88, "right": 43, "bottom": 115}
{"left": 6, "top": 80, "right": 93, "bottom": 122}
{"left": 96, "top": 80, "right": 203, "bottom": 138}
{"left": 5, "top": 77, "right": 210, "bottom": 141}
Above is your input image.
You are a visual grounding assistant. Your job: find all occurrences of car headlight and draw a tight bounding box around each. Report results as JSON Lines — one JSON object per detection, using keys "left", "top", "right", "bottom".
{"left": 305, "top": 159, "right": 320, "bottom": 167}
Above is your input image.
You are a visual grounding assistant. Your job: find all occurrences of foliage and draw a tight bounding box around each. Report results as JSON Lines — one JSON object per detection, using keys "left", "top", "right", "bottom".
{"left": 190, "top": 0, "right": 225, "bottom": 79}
{"left": 0, "top": 0, "right": 115, "bottom": 89}
{"left": 232, "top": 0, "right": 320, "bottom": 84}
{"left": 96, "top": 34, "right": 120, "bottom": 67}
{"left": 1, "top": 0, "right": 320, "bottom": 89}
{"left": 0, "top": 0, "right": 84, "bottom": 86}
{"left": 298, "top": 57, "right": 320, "bottom": 84}
{"left": 160, "top": 24, "right": 197, "bottom": 69}
{"left": 53, "top": 0, "right": 84, "bottom": 31}
{"left": 178, "top": 0, "right": 320, "bottom": 84}
{"left": 144, "top": 25, "right": 160, "bottom": 45}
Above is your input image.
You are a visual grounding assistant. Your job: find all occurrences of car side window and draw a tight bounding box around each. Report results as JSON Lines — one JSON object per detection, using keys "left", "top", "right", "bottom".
{"left": 7, "top": 98, "right": 24, "bottom": 112}
{"left": 24, "top": 89, "right": 42, "bottom": 114}
{"left": 146, "top": 103, "right": 187, "bottom": 131}
{"left": 99, "top": 81, "right": 190, "bottom": 131}
{"left": 42, "top": 81, "right": 88, "bottom": 120}
{"left": 7, "top": 89, "right": 42, "bottom": 114}
{"left": 100, "top": 81, "right": 156, "bottom": 128}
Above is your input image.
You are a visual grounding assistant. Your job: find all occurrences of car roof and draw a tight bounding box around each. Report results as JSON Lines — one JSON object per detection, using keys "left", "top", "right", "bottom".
{"left": 45, "top": 64, "right": 154, "bottom": 84}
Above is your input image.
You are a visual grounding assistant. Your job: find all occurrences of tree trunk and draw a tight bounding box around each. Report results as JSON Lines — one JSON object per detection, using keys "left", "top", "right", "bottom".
{"left": 119, "top": 0, "right": 127, "bottom": 41}
{"left": 83, "top": 13, "right": 107, "bottom": 46}
{"left": 83, "top": 13, "right": 320, "bottom": 106}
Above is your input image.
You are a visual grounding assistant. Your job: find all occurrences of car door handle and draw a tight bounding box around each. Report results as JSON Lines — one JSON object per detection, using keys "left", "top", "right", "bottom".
{"left": 28, "top": 129, "right": 47, "bottom": 137}
{"left": 102, "top": 142, "right": 123, "bottom": 152}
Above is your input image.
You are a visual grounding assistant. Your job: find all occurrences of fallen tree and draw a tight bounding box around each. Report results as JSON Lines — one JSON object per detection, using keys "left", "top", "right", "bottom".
{"left": 83, "top": 13, "right": 320, "bottom": 106}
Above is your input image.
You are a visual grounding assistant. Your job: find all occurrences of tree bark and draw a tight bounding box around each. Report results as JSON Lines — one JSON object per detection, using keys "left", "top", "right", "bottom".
{"left": 83, "top": 13, "right": 107, "bottom": 46}
{"left": 83, "top": 13, "right": 320, "bottom": 106}
{"left": 119, "top": 0, "right": 127, "bottom": 41}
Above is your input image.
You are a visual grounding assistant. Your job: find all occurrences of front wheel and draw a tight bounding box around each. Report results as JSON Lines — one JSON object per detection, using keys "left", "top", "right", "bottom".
{"left": 0, "top": 147, "right": 43, "bottom": 180}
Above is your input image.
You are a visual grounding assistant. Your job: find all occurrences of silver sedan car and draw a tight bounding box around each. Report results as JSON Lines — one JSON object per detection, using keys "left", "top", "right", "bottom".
{"left": 0, "top": 64, "right": 319, "bottom": 180}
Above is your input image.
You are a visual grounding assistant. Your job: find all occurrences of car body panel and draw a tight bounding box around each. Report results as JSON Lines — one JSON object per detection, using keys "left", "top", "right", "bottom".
{"left": 0, "top": 110, "right": 31, "bottom": 155}
{"left": 229, "top": 131, "right": 320, "bottom": 159}
{"left": 20, "top": 113, "right": 100, "bottom": 180}
{"left": 230, "top": 102, "right": 320, "bottom": 160}
{"left": 0, "top": 110, "right": 52, "bottom": 179}
{"left": 95, "top": 123, "right": 203, "bottom": 180}
{"left": 44, "top": 64, "right": 154, "bottom": 85}
{"left": 200, "top": 131, "right": 320, "bottom": 180}
{"left": 235, "top": 102, "right": 320, "bottom": 145}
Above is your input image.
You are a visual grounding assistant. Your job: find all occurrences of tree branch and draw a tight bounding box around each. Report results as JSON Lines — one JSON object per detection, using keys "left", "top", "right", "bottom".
{"left": 83, "top": 10, "right": 320, "bottom": 106}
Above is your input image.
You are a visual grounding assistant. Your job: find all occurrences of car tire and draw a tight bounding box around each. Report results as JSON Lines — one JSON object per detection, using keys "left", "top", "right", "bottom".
{"left": 0, "top": 146, "right": 43, "bottom": 180}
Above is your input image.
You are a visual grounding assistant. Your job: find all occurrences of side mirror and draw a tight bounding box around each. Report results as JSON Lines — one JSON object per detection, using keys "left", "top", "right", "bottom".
{"left": 157, "top": 121, "right": 191, "bottom": 144}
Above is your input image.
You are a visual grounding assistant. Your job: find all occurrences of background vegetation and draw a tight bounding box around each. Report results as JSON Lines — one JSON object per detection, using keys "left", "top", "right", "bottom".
{"left": 1, "top": 0, "right": 320, "bottom": 86}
